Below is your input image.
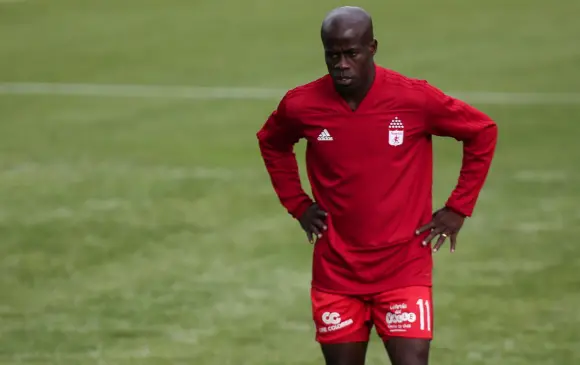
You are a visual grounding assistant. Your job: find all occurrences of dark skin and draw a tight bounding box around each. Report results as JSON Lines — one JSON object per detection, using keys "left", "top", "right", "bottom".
{"left": 320, "top": 6, "right": 377, "bottom": 111}
{"left": 298, "top": 6, "right": 467, "bottom": 365}
{"left": 416, "top": 207, "right": 466, "bottom": 253}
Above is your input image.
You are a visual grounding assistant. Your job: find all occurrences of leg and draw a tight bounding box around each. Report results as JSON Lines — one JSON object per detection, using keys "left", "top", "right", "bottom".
{"left": 321, "top": 341, "right": 369, "bottom": 365}
{"left": 371, "top": 286, "right": 434, "bottom": 365}
{"left": 311, "top": 287, "right": 372, "bottom": 365}
{"left": 384, "top": 338, "right": 430, "bottom": 365}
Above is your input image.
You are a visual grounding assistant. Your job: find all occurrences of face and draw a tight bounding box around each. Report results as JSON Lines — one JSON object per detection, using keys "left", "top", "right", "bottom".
{"left": 322, "top": 29, "right": 377, "bottom": 92}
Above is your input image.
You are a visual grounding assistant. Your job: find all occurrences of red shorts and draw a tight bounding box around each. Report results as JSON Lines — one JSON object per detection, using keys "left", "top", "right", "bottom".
{"left": 311, "top": 286, "right": 433, "bottom": 343}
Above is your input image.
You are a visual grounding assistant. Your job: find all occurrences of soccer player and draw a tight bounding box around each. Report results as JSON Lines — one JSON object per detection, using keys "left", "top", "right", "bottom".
{"left": 256, "top": 6, "right": 498, "bottom": 365}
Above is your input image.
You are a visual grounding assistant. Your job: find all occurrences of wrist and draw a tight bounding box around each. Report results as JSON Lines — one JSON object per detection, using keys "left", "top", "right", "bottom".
{"left": 291, "top": 199, "right": 315, "bottom": 220}
{"left": 444, "top": 204, "right": 467, "bottom": 218}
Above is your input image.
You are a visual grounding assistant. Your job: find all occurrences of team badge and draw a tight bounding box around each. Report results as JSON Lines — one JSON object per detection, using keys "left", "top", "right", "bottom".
{"left": 388, "top": 117, "right": 404, "bottom": 146}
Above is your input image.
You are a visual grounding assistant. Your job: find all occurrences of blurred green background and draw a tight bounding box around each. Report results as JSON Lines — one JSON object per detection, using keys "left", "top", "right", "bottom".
{"left": 1, "top": 0, "right": 579, "bottom": 364}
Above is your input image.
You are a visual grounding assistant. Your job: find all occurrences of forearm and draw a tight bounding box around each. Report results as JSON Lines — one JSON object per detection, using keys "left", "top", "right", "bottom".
{"left": 445, "top": 123, "right": 498, "bottom": 217}
{"left": 258, "top": 140, "right": 313, "bottom": 219}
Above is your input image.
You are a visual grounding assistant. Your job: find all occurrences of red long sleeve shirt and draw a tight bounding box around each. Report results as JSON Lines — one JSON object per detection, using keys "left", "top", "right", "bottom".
{"left": 257, "top": 65, "right": 498, "bottom": 295}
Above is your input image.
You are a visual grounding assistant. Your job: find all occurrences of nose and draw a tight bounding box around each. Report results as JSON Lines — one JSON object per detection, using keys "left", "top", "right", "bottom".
{"left": 336, "top": 55, "right": 350, "bottom": 70}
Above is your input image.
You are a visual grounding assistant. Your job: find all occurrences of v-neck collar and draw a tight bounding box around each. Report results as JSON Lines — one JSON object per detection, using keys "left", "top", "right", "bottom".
{"left": 328, "top": 63, "right": 383, "bottom": 113}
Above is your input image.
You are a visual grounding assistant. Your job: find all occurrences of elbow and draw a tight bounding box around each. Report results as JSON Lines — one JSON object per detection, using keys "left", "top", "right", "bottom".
{"left": 257, "top": 131, "right": 275, "bottom": 152}
{"left": 462, "top": 121, "right": 498, "bottom": 156}
{"left": 487, "top": 121, "right": 499, "bottom": 148}
{"left": 477, "top": 119, "right": 498, "bottom": 141}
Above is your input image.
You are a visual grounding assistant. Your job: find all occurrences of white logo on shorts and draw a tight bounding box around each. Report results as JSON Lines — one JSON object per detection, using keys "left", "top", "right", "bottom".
{"left": 322, "top": 312, "right": 341, "bottom": 325}
{"left": 385, "top": 303, "right": 417, "bottom": 332}
{"left": 386, "top": 312, "right": 417, "bottom": 324}
{"left": 319, "top": 311, "right": 353, "bottom": 333}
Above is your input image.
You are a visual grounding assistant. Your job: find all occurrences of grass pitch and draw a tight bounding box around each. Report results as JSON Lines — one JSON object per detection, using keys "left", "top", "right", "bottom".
{"left": 1, "top": 0, "right": 579, "bottom": 364}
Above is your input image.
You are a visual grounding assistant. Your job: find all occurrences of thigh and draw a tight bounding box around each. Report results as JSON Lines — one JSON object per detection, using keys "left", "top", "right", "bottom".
{"left": 371, "top": 286, "right": 434, "bottom": 341}
{"left": 320, "top": 342, "right": 369, "bottom": 365}
{"left": 384, "top": 337, "right": 430, "bottom": 365}
{"left": 370, "top": 286, "right": 433, "bottom": 365}
{"left": 311, "top": 287, "right": 372, "bottom": 345}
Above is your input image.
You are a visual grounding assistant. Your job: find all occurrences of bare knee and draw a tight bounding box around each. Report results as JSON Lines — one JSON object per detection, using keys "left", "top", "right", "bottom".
{"left": 384, "top": 338, "right": 430, "bottom": 365}
{"left": 321, "top": 342, "right": 368, "bottom": 365}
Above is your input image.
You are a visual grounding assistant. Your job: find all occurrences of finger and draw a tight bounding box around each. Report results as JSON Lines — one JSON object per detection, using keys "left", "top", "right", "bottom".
{"left": 310, "top": 224, "right": 323, "bottom": 239}
{"left": 312, "top": 218, "right": 327, "bottom": 232}
{"left": 316, "top": 209, "right": 328, "bottom": 219}
{"left": 306, "top": 230, "right": 314, "bottom": 244}
{"left": 450, "top": 233, "right": 458, "bottom": 252}
{"left": 433, "top": 232, "right": 449, "bottom": 252}
{"left": 422, "top": 227, "right": 441, "bottom": 246}
{"left": 415, "top": 221, "right": 434, "bottom": 235}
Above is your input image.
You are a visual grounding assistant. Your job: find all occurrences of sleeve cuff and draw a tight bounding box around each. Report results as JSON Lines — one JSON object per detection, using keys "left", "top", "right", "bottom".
{"left": 444, "top": 201, "right": 471, "bottom": 218}
{"left": 289, "top": 199, "right": 314, "bottom": 220}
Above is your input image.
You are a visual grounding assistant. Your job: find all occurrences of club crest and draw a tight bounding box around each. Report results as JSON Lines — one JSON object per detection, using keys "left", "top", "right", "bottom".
{"left": 388, "top": 117, "right": 404, "bottom": 146}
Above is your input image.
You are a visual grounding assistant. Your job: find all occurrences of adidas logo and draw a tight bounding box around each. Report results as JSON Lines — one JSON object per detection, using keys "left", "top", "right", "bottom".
{"left": 317, "top": 129, "right": 333, "bottom": 141}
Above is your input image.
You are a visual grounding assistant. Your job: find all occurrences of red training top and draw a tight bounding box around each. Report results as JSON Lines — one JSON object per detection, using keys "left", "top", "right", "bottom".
{"left": 257, "top": 65, "right": 498, "bottom": 295}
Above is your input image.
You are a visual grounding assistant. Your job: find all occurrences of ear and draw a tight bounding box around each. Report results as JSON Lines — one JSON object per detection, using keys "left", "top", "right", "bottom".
{"left": 370, "top": 39, "right": 378, "bottom": 55}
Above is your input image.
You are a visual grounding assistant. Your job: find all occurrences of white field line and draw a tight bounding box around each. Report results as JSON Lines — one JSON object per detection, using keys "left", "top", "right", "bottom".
{"left": 0, "top": 82, "right": 285, "bottom": 100}
{"left": 1, "top": 82, "right": 580, "bottom": 104}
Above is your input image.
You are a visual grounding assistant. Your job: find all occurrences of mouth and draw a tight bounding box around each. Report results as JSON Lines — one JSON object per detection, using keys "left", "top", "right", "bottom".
{"left": 333, "top": 75, "right": 354, "bottom": 86}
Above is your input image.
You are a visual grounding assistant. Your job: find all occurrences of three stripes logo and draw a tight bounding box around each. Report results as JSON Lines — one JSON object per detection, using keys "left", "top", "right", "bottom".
{"left": 317, "top": 129, "right": 333, "bottom": 141}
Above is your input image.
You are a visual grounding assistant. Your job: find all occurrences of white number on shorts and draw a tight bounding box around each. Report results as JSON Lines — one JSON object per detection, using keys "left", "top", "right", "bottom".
{"left": 416, "top": 299, "right": 431, "bottom": 332}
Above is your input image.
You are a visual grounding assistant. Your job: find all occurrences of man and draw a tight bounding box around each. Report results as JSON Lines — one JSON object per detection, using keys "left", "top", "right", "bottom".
{"left": 256, "top": 6, "right": 497, "bottom": 365}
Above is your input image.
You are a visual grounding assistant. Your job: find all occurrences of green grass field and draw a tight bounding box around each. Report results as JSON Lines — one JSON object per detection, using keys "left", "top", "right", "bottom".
{"left": 1, "top": 0, "right": 580, "bottom": 364}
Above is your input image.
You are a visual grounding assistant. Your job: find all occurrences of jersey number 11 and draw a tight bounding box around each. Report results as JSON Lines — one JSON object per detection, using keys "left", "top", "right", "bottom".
{"left": 416, "top": 299, "right": 431, "bottom": 332}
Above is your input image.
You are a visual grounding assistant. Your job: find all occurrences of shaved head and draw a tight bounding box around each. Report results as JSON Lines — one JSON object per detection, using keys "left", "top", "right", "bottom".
{"left": 321, "top": 6, "right": 374, "bottom": 44}
{"left": 319, "top": 6, "right": 377, "bottom": 101}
